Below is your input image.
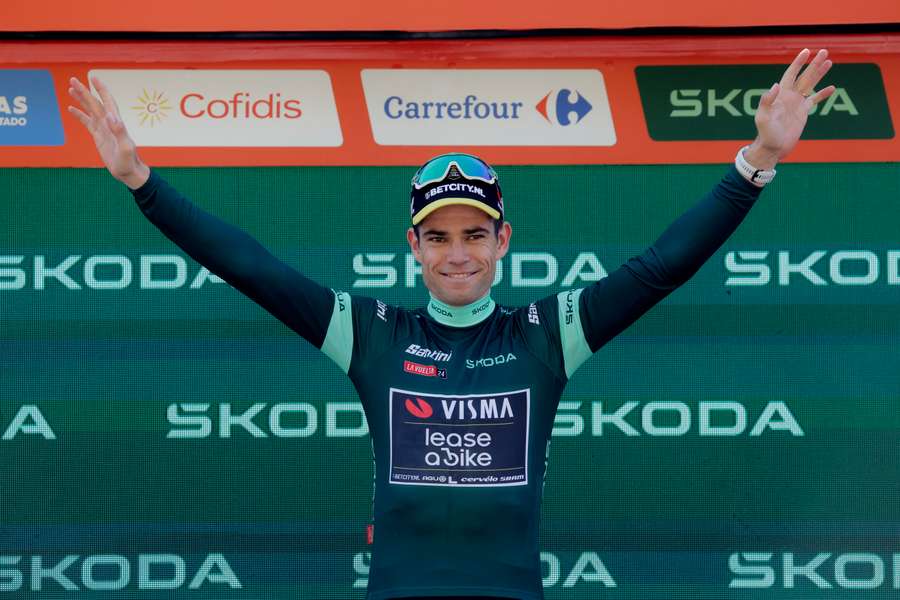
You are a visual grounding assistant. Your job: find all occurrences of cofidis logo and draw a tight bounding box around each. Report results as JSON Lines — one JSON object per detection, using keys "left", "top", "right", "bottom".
{"left": 88, "top": 70, "right": 342, "bottom": 147}
{"left": 0, "top": 70, "right": 64, "bottom": 146}
{"left": 362, "top": 69, "right": 616, "bottom": 146}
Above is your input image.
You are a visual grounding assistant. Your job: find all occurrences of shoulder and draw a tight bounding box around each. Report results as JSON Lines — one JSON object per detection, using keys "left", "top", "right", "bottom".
{"left": 495, "top": 297, "right": 560, "bottom": 335}
{"left": 339, "top": 292, "right": 420, "bottom": 333}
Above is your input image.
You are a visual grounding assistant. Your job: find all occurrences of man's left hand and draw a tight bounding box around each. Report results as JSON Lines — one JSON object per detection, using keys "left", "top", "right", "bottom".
{"left": 744, "top": 48, "right": 836, "bottom": 169}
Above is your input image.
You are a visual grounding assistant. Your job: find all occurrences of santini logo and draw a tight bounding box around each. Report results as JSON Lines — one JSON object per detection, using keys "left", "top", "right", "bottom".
{"left": 405, "top": 344, "right": 452, "bottom": 362}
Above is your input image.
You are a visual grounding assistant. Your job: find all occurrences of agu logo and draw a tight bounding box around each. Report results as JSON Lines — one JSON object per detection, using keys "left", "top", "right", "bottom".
{"left": 536, "top": 89, "right": 593, "bottom": 126}
{"left": 132, "top": 89, "right": 172, "bottom": 127}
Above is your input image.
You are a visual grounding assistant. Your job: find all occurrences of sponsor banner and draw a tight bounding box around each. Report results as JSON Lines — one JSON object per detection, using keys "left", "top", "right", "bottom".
{"left": 636, "top": 63, "right": 894, "bottom": 140}
{"left": 0, "top": 69, "right": 64, "bottom": 146}
{"left": 362, "top": 69, "right": 615, "bottom": 146}
{"left": 87, "top": 69, "right": 342, "bottom": 147}
{"left": 0, "top": 36, "right": 898, "bottom": 165}
{"left": 389, "top": 388, "right": 530, "bottom": 487}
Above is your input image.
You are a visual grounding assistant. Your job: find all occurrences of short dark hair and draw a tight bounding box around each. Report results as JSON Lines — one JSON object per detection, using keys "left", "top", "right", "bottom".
{"left": 413, "top": 219, "right": 504, "bottom": 240}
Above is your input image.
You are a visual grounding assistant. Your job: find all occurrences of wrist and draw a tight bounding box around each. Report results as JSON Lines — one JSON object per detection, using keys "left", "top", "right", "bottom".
{"left": 735, "top": 145, "right": 776, "bottom": 188}
{"left": 743, "top": 140, "right": 780, "bottom": 171}
{"left": 121, "top": 163, "right": 151, "bottom": 190}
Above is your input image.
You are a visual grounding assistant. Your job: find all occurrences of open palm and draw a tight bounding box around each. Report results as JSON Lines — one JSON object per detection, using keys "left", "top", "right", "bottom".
{"left": 755, "top": 49, "right": 836, "bottom": 160}
{"left": 67, "top": 76, "right": 150, "bottom": 189}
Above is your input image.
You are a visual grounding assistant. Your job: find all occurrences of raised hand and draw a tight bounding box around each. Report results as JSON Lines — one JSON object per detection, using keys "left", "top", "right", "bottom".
{"left": 743, "top": 48, "right": 836, "bottom": 170}
{"left": 67, "top": 76, "right": 150, "bottom": 189}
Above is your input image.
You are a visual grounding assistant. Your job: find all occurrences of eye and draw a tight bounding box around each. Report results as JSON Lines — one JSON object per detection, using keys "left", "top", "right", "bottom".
{"left": 428, "top": 236, "right": 445, "bottom": 243}
{"left": 468, "top": 234, "right": 486, "bottom": 240}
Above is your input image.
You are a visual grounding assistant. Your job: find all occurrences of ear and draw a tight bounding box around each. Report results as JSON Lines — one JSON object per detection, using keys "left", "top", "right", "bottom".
{"left": 406, "top": 227, "right": 422, "bottom": 263}
{"left": 495, "top": 221, "right": 512, "bottom": 260}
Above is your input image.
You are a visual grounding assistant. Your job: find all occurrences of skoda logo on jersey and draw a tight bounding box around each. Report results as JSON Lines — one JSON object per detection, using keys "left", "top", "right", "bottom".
{"left": 466, "top": 353, "right": 517, "bottom": 369}
{"left": 536, "top": 89, "right": 593, "bottom": 125}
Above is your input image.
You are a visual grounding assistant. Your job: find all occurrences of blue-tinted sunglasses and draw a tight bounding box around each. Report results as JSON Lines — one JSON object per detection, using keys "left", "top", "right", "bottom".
{"left": 411, "top": 153, "right": 498, "bottom": 189}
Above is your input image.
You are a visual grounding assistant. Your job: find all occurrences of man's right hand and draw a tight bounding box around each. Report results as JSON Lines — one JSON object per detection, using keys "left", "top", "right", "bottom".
{"left": 68, "top": 76, "right": 151, "bottom": 190}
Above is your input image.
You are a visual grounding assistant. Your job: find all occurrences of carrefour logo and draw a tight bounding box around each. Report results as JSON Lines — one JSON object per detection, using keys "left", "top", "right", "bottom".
{"left": 363, "top": 69, "right": 615, "bottom": 146}
{"left": 536, "top": 88, "right": 593, "bottom": 125}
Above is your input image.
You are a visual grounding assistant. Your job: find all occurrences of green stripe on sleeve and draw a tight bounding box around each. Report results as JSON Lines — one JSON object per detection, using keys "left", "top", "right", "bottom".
{"left": 321, "top": 291, "right": 354, "bottom": 374}
{"left": 557, "top": 288, "right": 592, "bottom": 378}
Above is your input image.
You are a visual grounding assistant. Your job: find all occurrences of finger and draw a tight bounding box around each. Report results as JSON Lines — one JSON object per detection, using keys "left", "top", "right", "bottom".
{"left": 66, "top": 105, "right": 92, "bottom": 128}
{"left": 91, "top": 76, "right": 123, "bottom": 120}
{"left": 780, "top": 48, "right": 811, "bottom": 89}
{"left": 758, "top": 82, "right": 779, "bottom": 109}
{"left": 105, "top": 111, "right": 131, "bottom": 143}
{"left": 67, "top": 78, "right": 95, "bottom": 116}
{"left": 796, "top": 49, "right": 830, "bottom": 91}
{"left": 69, "top": 76, "right": 106, "bottom": 120}
{"left": 802, "top": 58, "right": 833, "bottom": 94}
{"left": 808, "top": 85, "right": 836, "bottom": 105}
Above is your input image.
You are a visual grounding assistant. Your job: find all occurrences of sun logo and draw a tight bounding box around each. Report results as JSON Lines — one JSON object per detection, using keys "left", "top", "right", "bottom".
{"left": 132, "top": 89, "right": 172, "bottom": 127}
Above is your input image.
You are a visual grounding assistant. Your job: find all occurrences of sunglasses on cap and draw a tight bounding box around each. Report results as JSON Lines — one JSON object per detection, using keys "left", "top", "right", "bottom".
{"left": 411, "top": 153, "right": 498, "bottom": 189}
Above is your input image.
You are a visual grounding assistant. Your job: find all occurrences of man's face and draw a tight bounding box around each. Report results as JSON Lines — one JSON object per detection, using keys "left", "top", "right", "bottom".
{"left": 407, "top": 204, "right": 512, "bottom": 307}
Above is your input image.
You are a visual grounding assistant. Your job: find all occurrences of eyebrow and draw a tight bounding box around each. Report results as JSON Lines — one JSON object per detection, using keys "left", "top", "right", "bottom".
{"left": 422, "top": 226, "right": 491, "bottom": 237}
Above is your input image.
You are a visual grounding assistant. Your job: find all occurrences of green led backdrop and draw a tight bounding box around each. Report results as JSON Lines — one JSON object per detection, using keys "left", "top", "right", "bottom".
{"left": 1, "top": 163, "right": 899, "bottom": 598}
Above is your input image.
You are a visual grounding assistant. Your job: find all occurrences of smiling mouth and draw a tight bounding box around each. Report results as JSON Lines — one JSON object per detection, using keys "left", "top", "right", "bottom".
{"left": 441, "top": 271, "right": 478, "bottom": 280}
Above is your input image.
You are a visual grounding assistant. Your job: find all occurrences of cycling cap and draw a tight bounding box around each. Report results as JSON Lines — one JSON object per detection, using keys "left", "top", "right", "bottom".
{"left": 410, "top": 153, "right": 503, "bottom": 225}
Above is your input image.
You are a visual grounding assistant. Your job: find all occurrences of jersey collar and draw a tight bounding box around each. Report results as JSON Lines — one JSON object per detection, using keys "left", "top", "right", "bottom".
{"left": 427, "top": 292, "right": 495, "bottom": 327}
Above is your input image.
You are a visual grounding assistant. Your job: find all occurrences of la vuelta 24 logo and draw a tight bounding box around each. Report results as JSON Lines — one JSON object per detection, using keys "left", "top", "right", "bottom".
{"left": 389, "top": 388, "right": 530, "bottom": 487}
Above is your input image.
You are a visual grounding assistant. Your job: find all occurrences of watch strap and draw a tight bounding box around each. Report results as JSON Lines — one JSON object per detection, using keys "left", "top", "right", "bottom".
{"left": 735, "top": 145, "right": 776, "bottom": 187}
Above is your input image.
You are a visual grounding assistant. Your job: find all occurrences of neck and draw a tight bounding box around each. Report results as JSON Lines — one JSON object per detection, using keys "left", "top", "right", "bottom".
{"left": 427, "top": 292, "right": 495, "bottom": 327}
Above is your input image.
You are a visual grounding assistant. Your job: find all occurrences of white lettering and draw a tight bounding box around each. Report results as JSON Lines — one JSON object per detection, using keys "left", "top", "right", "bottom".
{"left": 140, "top": 255, "right": 187, "bottom": 289}
{"left": 2, "top": 405, "right": 55, "bottom": 440}
{"left": 511, "top": 253, "right": 557, "bottom": 287}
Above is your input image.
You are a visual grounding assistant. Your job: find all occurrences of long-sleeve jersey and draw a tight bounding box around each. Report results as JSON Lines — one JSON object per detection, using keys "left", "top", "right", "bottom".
{"left": 131, "top": 166, "right": 762, "bottom": 600}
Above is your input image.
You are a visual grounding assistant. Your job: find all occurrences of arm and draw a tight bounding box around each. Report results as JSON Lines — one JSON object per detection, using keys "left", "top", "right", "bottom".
{"left": 561, "top": 48, "right": 836, "bottom": 371}
{"left": 579, "top": 165, "right": 760, "bottom": 352}
{"left": 67, "top": 75, "right": 334, "bottom": 347}
{"left": 131, "top": 170, "right": 335, "bottom": 345}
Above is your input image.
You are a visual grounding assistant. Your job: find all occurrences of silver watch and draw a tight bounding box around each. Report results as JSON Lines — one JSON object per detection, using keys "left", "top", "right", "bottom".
{"left": 735, "top": 145, "right": 776, "bottom": 187}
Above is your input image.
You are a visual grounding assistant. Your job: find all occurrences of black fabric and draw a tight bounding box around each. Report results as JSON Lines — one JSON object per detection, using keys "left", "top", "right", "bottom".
{"left": 410, "top": 170, "right": 503, "bottom": 224}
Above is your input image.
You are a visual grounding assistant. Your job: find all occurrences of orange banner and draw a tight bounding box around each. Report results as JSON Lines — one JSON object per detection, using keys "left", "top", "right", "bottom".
{"left": 1, "top": 34, "right": 898, "bottom": 167}
{"left": 3, "top": 0, "right": 900, "bottom": 31}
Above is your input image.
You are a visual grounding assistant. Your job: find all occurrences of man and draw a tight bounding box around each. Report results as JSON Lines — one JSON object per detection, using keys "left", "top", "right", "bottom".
{"left": 68, "top": 48, "right": 834, "bottom": 600}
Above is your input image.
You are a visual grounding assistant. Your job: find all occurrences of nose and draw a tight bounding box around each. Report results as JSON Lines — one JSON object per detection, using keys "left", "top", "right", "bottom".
{"left": 446, "top": 238, "right": 469, "bottom": 264}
